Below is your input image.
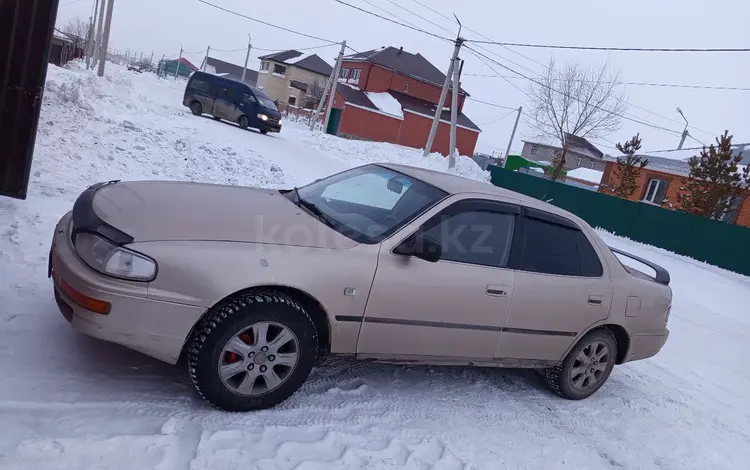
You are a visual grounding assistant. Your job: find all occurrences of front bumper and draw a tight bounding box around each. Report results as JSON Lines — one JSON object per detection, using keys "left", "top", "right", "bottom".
{"left": 49, "top": 211, "right": 206, "bottom": 364}
{"left": 262, "top": 119, "right": 282, "bottom": 133}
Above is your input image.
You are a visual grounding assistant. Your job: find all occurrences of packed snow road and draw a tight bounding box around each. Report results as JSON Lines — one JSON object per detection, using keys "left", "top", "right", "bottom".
{"left": 0, "top": 63, "right": 748, "bottom": 469}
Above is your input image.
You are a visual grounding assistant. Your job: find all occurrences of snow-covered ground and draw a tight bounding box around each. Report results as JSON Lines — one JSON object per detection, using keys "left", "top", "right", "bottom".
{"left": 1, "top": 62, "right": 749, "bottom": 470}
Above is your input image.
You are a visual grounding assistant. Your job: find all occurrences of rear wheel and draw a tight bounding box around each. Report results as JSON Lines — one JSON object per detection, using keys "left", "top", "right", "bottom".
{"left": 190, "top": 102, "right": 202, "bottom": 116}
{"left": 213, "top": 116, "right": 221, "bottom": 121}
{"left": 188, "top": 290, "right": 318, "bottom": 411}
{"left": 238, "top": 116, "right": 249, "bottom": 129}
{"left": 543, "top": 328, "right": 617, "bottom": 400}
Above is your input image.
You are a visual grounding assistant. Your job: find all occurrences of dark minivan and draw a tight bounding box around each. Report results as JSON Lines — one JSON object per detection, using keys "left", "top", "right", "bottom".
{"left": 183, "top": 71, "right": 282, "bottom": 134}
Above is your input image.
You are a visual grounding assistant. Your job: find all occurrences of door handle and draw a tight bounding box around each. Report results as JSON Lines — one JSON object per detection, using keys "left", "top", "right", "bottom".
{"left": 588, "top": 295, "right": 603, "bottom": 305}
{"left": 486, "top": 285, "right": 508, "bottom": 297}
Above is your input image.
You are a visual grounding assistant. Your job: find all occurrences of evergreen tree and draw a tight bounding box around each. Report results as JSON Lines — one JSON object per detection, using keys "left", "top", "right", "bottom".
{"left": 678, "top": 131, "right": 750, "bottom": 219}
{"left": 603, "top": 134, "right": 648, "bottom": 198}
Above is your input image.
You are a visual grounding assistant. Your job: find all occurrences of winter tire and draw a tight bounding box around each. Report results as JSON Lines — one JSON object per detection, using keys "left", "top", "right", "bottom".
{"left": 213, "top": 116, "right": 221, "bottom": 121}
{"left": 238, "top": 116, "right": 249, "bottom": 130}
{"left": 260, "top": 129, "right": 268, "bottom": 135}
{"left": 188, "top": 290, "right": 319, "bottom": 411}
{"left": 543, "top": 328, "right": 617, "bottom": 400}
{"left": 190, "top": 102, "right": 203, "bottom": 116}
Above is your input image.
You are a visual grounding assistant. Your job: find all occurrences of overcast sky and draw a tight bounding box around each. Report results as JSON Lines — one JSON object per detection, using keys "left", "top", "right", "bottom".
{"left": 56, "top": 0, "right": 749, "bottom": 159}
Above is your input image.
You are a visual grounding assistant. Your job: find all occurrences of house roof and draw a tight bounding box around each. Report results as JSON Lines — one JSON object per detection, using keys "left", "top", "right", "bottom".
{"left": 289, "top": 80, "right": 308, "bottom": 92}
{"left": 343, "top": 46, "right": 469, "bottom": 96}
{"left": 604, "top": 153, "right": 692, "bottom": 176}
{"left": 169, "top": 57, "right": 197, "bottom": 70}
{"left": 205, "top": 57, "right": 257, "bottom": 85}
{"left": 565, "top": 134, "right": 604, "bottom": 159}
{"left": 257, "top": 50, "right": 333, "bottom": 76}
{"left": 335, "top": 84, "right": 480, "bottom": 132}
{"left": 390, "top": 91, "right": 480, "bottom": 132}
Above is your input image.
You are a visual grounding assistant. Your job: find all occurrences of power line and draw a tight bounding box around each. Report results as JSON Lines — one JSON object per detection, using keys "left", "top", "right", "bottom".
{"left": 332, "top": 0, "right": 452, "bottom": 42}
{"left": 60, "top": 0, "right": 91, "bottom": 6}
{"left": 196, "top": 0, "right": 340, "bottom": 45}
{"left": 465, "top": 97, "right": 518, "bottom": 111}
{"left": 477, "top": 109, "right": 517, "bottom": 125}
{"left": 465, "top": 45, "right": 686, "bottom": 138}
{"left": 463, "top": 73, "right": 750, "bottom": 92}
{"left": 385, "top": 0, "right": 454, "bottom": 36}
{"left": 360, "top": 0, "right": 421, "bottom": 29}
{"left": 467, "top": 40, "right": 750, "bottom": 53}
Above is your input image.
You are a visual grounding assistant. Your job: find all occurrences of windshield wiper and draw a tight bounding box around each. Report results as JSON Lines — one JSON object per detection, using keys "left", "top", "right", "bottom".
{"left": 293, "top": 188, "right": 335, "bottom": 228}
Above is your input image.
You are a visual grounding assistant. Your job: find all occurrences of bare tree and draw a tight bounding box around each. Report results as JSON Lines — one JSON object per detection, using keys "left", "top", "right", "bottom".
{"left": 62, "top": 17, "right": 91, "bottom": 42}
{"left": 304, "top": 79, "right": 326, "bottom": 109}
{"left": 527, "top": 59, "right": 627, "bottom": 180}
{"left": 601, "top": 134, "right": 649, "bottom": 198}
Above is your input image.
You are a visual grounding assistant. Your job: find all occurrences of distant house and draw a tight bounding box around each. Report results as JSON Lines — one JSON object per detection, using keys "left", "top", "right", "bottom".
{"left": 328, "top": 46, "right": 481, "bottom": 157}
{"left": 158, "top": 57, "right": 197, "bottom": 79}
{"left": 49, "top": 30, "right": 84, "bottom": 67}
{"left": 201, "top": 57, "right": 258, "bottom": 87}
{"left": 600, "top": 152, "right": 750, "bottom": 227}
{"left": 256, "top": 50, "right": 333, "bottom": 107}
{"left": 521, "top": 134, "right": 605, "bottom": 171}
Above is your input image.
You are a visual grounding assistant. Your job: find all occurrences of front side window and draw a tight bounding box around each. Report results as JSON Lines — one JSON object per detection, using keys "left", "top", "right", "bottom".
{"left": 252, "top": 88, "right": 278, "bottom": 111}
{"left": 518, "top": 215, "right": 602, "bottom": 277}
{"left": 260, "top": 62, "right": 269, "bottom": 71}
{"left": 421, "top": 204, "right": 516, "bottom": 268}
{"left": 643, "top": 178, "right": 668, "bottom": 204}
{"left": 295, "top": 165, "right": 447, "bottom": 244}
{"left": 243, "top": 93, "right": 257, "bottom": 105}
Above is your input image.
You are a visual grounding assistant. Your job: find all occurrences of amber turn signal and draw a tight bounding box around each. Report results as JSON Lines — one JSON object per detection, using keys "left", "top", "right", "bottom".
{"left": 60, "top": 279, "right": 111, "bottom": 314}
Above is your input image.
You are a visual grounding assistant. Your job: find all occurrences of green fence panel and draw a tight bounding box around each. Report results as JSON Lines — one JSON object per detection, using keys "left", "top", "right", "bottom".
{"left": 488, "top": 165, "right": 750, "bottom": 276}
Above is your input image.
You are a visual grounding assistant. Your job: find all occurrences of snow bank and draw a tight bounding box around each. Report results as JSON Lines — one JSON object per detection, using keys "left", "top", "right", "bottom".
{"left": 566, "top": 167, "right": 604, "bottom": 184}
{"left": 364, "top": 91, "right": 404, "bottom": 119}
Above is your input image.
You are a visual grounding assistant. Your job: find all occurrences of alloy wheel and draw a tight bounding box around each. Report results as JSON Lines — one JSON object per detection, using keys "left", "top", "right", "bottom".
{"left": 569, "top": 339, "right": 610, "bottom": 392}
{"left": 218, "top": 321, "right": 300, "bottom": 396}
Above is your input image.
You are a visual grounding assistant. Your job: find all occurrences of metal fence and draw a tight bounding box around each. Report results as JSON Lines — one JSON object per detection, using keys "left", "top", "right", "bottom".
{"left": 488, "top": 165, "right": 750, "bottom": 276}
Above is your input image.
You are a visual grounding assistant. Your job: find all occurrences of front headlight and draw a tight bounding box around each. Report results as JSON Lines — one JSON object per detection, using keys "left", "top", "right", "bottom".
{"left": 258, "top": 113, "right": 268, "bottom": 121}
{"left": 75, "top": 232, "right": 157, "bottom": 281}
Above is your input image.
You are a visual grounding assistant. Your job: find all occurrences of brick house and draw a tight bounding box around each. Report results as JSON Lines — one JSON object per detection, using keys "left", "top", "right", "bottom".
{"left": 256, "top": 50, "right": 333, "bottom": 108}
{"left": 521, "top": 134, "right": 606, "bottom": 171}
{"left": 328, "top": 46, "right": 481, "bottom": 157}
{"left": 600, "top": 154, "right": 750, "bottom": 227}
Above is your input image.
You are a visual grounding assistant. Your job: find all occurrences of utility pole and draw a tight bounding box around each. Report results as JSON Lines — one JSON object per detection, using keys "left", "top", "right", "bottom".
{"left": 202, "top": 46, "right": 211, "bottom": 72}
{"left": 97, "top": 0, "right": 115, "bottom": 77}
{"left": 86, "top": 0, "right": 99, "bottom": 69}
{"left": 448, "top": 55, "right": 461, "bottom": 168}
{"left": 310, "top": 41, "right": 346, "bottom": 132}
{"left": 677, "top": 107, "right": 689, "bottom": 150}
{"left": 92, "top": 0, "right": 107, "bottom": 68}
{"left": 241, "top": 35, "right": 252, "bottom": 83}
{"left": 504, "top": 106, "right": 523, "bottom": 162}
{"left": 424, "top": 38, "right": 463, "bottom": 157}
{"left": 175, "top": 47, "right": 183, "bottom": 79}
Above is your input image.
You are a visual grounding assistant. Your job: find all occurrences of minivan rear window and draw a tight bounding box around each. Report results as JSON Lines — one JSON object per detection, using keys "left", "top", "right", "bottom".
{"left": 189, "top": 78, "right": 212, "bottom": 94}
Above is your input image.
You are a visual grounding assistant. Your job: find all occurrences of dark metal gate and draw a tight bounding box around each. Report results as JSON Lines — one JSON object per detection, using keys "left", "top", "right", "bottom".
{"left": 0, "top": 0, "right": 60, "bottom": 199}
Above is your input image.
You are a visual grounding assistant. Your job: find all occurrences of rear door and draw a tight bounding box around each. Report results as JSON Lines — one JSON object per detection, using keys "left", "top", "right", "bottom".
{"left": 213, "top": 86, "right": 239, "bottom": 120}
{"left": 494, "top": 208, "right": 612, "bottom": 362}
{"left": 356, "top": 198, "right": 520, "bottom": 361}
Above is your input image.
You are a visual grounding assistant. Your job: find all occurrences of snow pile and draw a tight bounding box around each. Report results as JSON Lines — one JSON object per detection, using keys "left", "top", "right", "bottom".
{"left": 364, "top": 91, "right": 404, "bottom": 119}
{"left": 286, "top": 52, "right": 314, "bottom": 65}
{"left": 566, "top": 167, "right": 604, "bottom": 184}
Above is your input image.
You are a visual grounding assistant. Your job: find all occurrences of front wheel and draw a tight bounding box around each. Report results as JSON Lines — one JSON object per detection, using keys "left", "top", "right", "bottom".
{"left": 260, "top": 129, "right": 268, "bottom": 135}
{"left": 187, "top": 290, "right": 319, "bottom": 411}
{"left": 543, "top": 328, "right": 617, "bottom": 400}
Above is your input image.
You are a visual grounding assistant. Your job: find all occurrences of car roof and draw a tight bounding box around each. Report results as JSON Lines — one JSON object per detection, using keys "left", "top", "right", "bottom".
{"left": 378, "top": 162, "right": 590, "bottom": 226}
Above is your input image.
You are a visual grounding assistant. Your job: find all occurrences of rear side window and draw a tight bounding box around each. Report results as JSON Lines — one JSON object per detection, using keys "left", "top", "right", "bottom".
{"left": 422, "top": 207, "right": 516, "bottom": 268}
{"left": 188, "top": 78, "right": 212, "bottom": 94}
{"left": 518, "top": 216, "right": 602, "bottom": 277}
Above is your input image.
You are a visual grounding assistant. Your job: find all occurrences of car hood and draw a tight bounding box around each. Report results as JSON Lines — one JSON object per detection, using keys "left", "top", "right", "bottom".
{"left": 91, "top": 181, "right": 357, "bottom": 249}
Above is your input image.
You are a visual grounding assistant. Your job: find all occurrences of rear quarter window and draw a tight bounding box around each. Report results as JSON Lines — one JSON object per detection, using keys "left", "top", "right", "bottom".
{"left": 188, "top": 78, "right": 212, "bottom": 94}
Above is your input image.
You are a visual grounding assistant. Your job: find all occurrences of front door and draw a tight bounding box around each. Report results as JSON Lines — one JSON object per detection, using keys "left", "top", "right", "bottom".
{"left": 357, "top": 198, "right": 520, "bottom": 361}
{"left": 326, "top": 108, "right": 341, "bottom": 135}
{"left": 494, "top": 208, "right": 613, "bottom": 362}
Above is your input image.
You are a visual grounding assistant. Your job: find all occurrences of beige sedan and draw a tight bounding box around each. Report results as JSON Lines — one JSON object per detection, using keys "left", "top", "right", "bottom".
{"left": 49, "top": 163, "right": 671, "bottom": 411}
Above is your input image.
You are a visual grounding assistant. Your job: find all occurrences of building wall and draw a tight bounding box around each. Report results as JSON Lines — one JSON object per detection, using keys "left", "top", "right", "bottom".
{"left": 342, "top": 61, "right": 466, "bottom": 112}
{"left": 332, "top": 91, "right": 478, "bottom": 157}
{"left": 600, "top": 161, "right": 750, "bottom": 228}
{"left": 520, "top": 142, "right": 605, "bottom": 171}
{"left": 258, "top": 62, "right": 329, "bottom": 105}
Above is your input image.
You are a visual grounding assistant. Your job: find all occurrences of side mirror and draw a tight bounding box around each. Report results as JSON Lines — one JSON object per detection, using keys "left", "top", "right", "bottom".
{"left": 394, "top": 232, "right": 442, "bottom": 263}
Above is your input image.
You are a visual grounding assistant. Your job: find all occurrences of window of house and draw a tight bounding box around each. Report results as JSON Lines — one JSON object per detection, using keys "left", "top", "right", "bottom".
{"left": 715, "top": 196, "right": 744, "bottom": 223}
{"left": 340, "top": 68, "right": 349, "bottom": 79}
{"left": 260, "top": 62, "right": 269, "bottom": 72}
{"left": 421, "top": 201, "right": 517, "bottom": 268}
{"left": 577, "top": 157, "right": 582, "bottom": 166}
{"left": 404, "top": 82, "right": 410, "bottom": 93}
{"left": 288, "top": 96, "right": 297, "bottom": 106}
{"left": 350, "top": 69, "right": 361, "bottom": 84}
{"left": 273, "top": 64, "right": 287, "bottom": 76}
{"left": 517, "top": 213, "right": 602, "bottom": 277}
{"left": 530, "top": 145, "right": 538, "bottom": 156}
{"left": 643, "top": 178, "right": 669, "bottom": 204}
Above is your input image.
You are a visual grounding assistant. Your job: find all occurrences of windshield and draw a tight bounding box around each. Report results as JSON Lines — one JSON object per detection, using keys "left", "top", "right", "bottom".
{"left": 295, "top": 165, "right": 447, "bottom": 244}
{"left": 252, "top": 88, "right": 278, "bottom": 111}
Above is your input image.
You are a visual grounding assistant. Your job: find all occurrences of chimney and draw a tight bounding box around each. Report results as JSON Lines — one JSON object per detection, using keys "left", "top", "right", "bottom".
{"left": 398, "top": 46, "right": 403, "bottom": 54}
